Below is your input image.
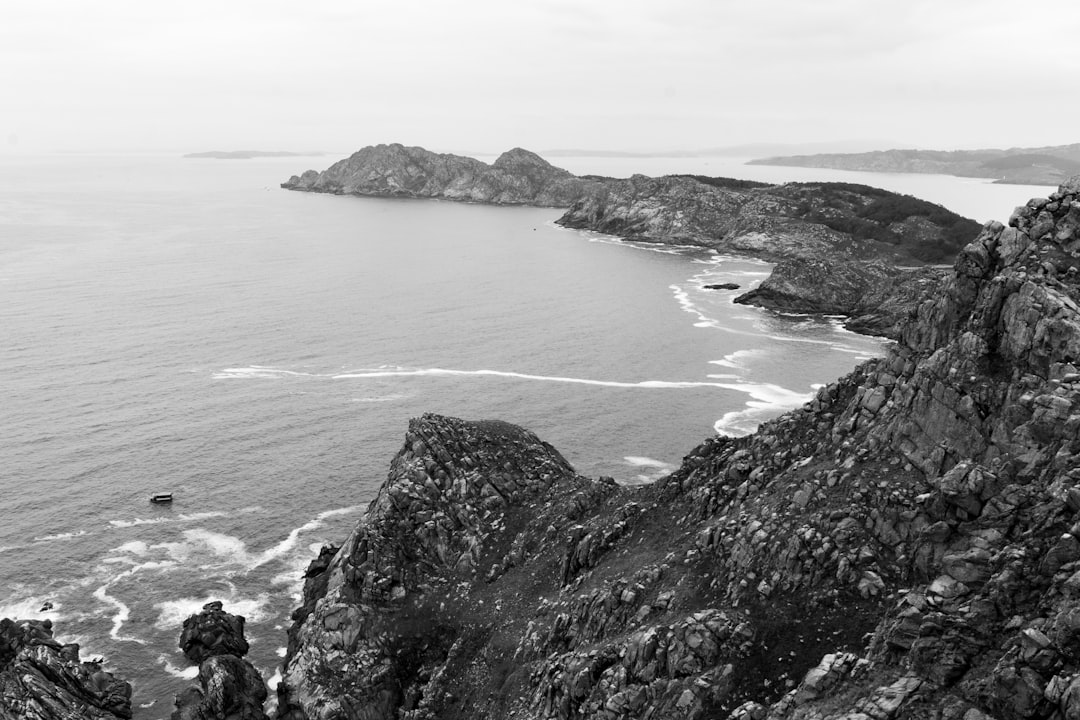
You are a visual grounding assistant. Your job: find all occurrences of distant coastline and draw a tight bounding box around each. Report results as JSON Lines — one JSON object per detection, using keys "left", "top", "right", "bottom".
{"left": 748, "top": 142, "right": 1080, "bottom": 185}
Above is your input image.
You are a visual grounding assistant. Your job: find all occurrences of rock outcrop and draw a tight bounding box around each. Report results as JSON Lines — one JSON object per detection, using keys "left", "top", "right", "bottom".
{"left": 734, "top": 259, "right": 949, "bottom": 339}
{"left": 281, "top": 144, "right": 595, "bottom": 207}
{"left": 0, "top": 618, "right": 132, "bottom": 719}
{"left": 278, "top": 176, "right": 1080, "bottom": 720}
{"left": 173, "top": 602, "right": 268, "bottom": 720}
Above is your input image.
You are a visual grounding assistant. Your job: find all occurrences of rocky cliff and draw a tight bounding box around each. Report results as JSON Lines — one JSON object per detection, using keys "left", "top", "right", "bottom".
{"left": 281, "top": 144, "right": 595, "bottom": 207}
{"left": 173, "top": 601, "right": 268, "bottom": 720}
{"left": 278, "top": 176, "right": 1080, "bottom": 720}
{"left": 733, "top": 260, "right": 949, "bottom": 339}
{"left": 0, "top": 618, "right": 132, "bottom": 719}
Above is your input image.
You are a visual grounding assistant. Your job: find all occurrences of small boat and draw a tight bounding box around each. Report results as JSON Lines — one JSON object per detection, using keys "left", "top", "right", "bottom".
{"left": 150, "top": 493, "right": 173, "bottom": 504}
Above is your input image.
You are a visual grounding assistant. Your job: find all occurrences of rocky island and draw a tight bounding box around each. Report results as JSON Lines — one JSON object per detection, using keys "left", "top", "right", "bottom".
{"left": 748, "top": 144, "right": 1080, "bottom": 186}
{"left": 283, "top": 144, "right": 983, "bottom": 338}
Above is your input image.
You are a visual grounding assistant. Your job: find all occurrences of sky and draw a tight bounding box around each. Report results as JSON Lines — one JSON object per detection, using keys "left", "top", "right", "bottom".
{"left": 2, "top": 0, "right": 1078, "bottom": 155}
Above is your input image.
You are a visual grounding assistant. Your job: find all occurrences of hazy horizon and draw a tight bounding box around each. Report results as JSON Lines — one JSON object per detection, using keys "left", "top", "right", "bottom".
{"left": 4, "top": 0, "right": 1078, "bottom": 156}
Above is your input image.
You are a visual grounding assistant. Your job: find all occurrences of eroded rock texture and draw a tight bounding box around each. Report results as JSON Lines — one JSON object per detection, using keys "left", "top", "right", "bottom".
{"left": 279, "top": 178, "right": 1080, "bottom": 720}
{"left": 173, "top": 602, "right": 268, "bottom": 720}
{"left": 0, "top": 618, "right": 132, "bottom": 720}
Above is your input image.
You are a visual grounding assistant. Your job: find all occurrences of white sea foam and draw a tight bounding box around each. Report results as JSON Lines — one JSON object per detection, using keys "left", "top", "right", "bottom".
{"left": 623, "top": 456, "right": 676, "bottom": 484}
{"left": 333, "top": 366, "right": 732, "bottom": 390}
{"left": 711, "top": 379, "right": 816, "bottom": 437}
{"left": 710, "top": 349, "right": 761, "bottom": 370}
{"left": 0, "top": 597, "right": 63, "bottom": 622}
{"left": 92, "top": 582, "right": 143, "bottom": 644}
{"left": 623, "top": 456, "right": 671, "bottom": 468}
{"left": 153, "top": 594, "right": 270, "bottom": 630}
{"left": 32, "top": 530, "right": 90, "bottom": 543}
{"left": 107, "top": 507, "right": 261, "bottom": 529}
{"left": 114, "top": 541, "right": 149, "bottom": 556}
{"left": 212, "top": 365, "right": 318, "bottom": 380}
{"left": 183, "top": 529, "right": 251, "bottom": 563}
{"left": 159, "top": 654, "right": 200, "bottom": 680}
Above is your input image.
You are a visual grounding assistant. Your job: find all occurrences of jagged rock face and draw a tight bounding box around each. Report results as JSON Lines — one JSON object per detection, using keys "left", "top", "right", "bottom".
{"left": 179, "top": 600, "right": 251, "bottom": 663}
{"left": 734, "top": 259, "right": 948, "bottom": 339}
{"left": 281, "top": 144, "right": 593, "bottom": 207}
{"left": 279, "top": 177, "right": 1080, "bottom": 720}
{"left": 276, "top": 414, "right": 584, "bottom": 720}
{"left": 172, "top": 655, "right": 268, "bottom": 720}
{"left": 173, "top": 602, "right": 268, "bottom": 720}
{"left": 0, "top": 618, "right": 132, "bottom": 720}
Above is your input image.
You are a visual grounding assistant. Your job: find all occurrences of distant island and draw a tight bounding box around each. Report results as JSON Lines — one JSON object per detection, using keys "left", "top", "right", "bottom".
{"left": 748, "top": 142, "right": 1080, "bottom": 185}
{"left": 281, "top": 143, "right": 983, "bottom": 338}
{"left": 182, "top": 150, "right": 326, "bottom": 159}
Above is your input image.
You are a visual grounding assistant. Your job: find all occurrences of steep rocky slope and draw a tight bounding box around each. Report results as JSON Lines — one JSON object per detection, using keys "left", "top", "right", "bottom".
{"left": 278, "top": 177, "right": 1080, "bottom": 720}
{"left": 173, "top": 601, "right": 269, "bottom": 720}
{"left": 281, "top": 144, "right": 595, "bottom": 207}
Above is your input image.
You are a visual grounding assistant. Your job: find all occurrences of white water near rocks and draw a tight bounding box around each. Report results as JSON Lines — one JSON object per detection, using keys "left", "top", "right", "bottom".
{"left": 0, "top": 153, "right": 1050, "bottom": 717}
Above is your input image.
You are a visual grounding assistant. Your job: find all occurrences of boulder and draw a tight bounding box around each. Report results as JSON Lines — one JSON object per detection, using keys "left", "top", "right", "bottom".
{"left": 179, "top": 601, "right": 250, "bottom": 664}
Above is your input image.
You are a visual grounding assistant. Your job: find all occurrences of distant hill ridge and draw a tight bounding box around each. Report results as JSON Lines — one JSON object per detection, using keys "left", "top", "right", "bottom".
{"left": 749, "top": 143, "right": 1080, "bottom": 185}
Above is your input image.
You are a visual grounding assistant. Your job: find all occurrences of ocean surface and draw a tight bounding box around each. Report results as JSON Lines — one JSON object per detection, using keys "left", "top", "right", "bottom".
{"left": 0, "top": 152, "right": 1052, "bottom": 717}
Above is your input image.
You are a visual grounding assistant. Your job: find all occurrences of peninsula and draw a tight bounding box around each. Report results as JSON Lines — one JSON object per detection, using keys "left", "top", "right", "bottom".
{"left": 748, "top": 143, "right": 1080, "bottom": 186}
{"left": 282, "top": 143, "right": 983, "bottom": 338}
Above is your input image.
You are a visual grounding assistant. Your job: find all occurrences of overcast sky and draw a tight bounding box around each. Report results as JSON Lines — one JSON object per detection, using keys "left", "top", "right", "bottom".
{"left": 3, "top": 0, "right": 1077, "bottom": 155}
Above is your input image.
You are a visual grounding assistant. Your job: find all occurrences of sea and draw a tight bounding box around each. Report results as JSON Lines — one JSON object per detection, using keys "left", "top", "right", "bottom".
{"left": 0, "top": 151, "right": 1053, "bottom": 717}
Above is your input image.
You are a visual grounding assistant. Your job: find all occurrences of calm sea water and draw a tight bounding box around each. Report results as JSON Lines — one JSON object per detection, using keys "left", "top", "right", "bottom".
{"left": 0, "top": 152, "right": 1049, "bottom": 717}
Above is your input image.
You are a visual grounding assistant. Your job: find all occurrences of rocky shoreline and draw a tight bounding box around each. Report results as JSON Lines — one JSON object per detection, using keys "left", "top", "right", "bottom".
{"left": 8, "top": 167, "right": 1080, "bottom": 719}
{"left": 282, "top": 144, "right": 983, "bottom": 338}
{"left": 263, "top": 176, "right": 1080, "bottom": 719}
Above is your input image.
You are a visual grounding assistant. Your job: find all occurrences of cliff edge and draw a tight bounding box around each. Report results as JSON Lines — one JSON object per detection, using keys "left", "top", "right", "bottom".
{"left": 278, "top": 176, "right": 1080, "bottom": 720}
